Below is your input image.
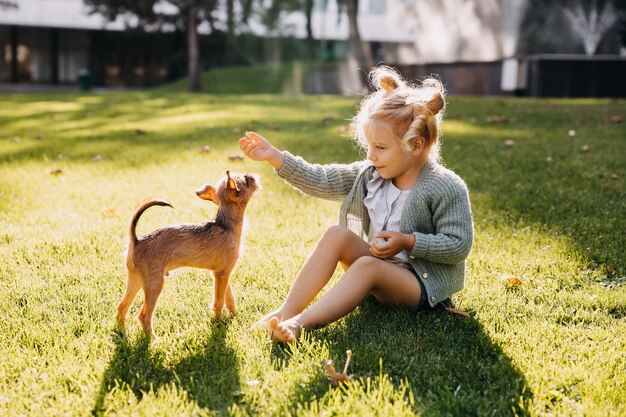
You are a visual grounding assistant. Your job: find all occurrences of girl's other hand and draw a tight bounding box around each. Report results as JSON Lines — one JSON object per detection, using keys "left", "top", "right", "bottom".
{"left": 369, "top": 231, "right": 413, "bottom": 259}
{"left": 239, "top": 131, "right": 285, "bottom": 169}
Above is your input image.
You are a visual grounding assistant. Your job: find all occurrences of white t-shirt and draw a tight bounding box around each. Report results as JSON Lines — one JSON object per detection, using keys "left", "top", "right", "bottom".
{"left": 363, "top": 171, "right": 411, "bottom": 262}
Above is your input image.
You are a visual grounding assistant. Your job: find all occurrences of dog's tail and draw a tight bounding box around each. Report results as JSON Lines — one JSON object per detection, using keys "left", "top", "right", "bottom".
{"left": 129, "top": 199, "right": 173, "bottom": 245}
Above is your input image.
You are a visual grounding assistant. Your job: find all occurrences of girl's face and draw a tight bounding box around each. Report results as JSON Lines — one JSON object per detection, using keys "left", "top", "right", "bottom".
{"left": 364, "top": 121, "right": 423, "bottom": 187}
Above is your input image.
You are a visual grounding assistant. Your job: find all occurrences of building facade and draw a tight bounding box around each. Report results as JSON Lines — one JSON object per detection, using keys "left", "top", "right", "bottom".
{"left": 0, "top": 0, "right": 416, "bottom": 87}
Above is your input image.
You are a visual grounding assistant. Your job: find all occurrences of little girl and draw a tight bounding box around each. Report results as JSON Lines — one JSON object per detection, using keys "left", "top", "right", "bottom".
{"left": 239, "top": 66, "right": 473, "bottom": 344}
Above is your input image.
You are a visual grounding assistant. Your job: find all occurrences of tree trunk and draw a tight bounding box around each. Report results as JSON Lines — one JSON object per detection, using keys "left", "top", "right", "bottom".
{"left": 187, "top": 6, "right": 201, "bottom": 92}
{"left": 305, "top": 0, "right": 315, "bottom": 60}
{"left": 345, "top": 0, "right": 373, "bottom": 70}
{"left": 225, "top": 0, "right": 236, "bottom": 65}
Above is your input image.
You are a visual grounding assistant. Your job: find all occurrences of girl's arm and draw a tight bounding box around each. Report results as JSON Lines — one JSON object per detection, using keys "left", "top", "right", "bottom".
{"left": 276, "top": 152, "right": 367, "bottom": 201}
{"left": 240, "top": 131, "right": 367, "bottom": 201}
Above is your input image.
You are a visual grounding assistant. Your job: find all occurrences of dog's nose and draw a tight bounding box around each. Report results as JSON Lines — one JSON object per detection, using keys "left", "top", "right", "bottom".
{"left": 244, "top": 174, "right": 256, "bottom": 185}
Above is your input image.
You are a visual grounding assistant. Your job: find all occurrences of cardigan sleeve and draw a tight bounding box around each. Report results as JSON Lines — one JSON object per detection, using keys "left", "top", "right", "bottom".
{"left": 276, "top": 151, "right": 369, "bottom": 201}
{"left": 409, "top": 176, "right": 473, "bottom": 264}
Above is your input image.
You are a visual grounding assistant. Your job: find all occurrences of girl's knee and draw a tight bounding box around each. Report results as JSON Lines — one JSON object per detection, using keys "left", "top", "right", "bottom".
{"left": 352, "top": 256, "right": 380, "bottom": 269}
{"left": 323, "top": 225, "right": 352, "bottom": 241}
{"left": 347, "top": 257, "right": 382, "bottom": 281}
{"left": 321, "top": 226, "right": 370, "bottom": 267}
{"left": 321, "top": 225, "right": 359, "bottom": 249}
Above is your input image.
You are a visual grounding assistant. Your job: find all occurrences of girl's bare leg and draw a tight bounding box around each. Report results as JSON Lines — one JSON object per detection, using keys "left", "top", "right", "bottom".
{"left": 254, "top": 225, "right": 370, "bottom": 327}
{"left": 269, "top": 256, "right": 422, "bottom": 344}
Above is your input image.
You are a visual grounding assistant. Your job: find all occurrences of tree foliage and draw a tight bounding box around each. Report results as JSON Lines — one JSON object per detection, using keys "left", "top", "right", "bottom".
{"left": 0, "top": 0, "right": 17, "bottom": 9}
{"left": 84, "top": 0, "right": 217, "bottom": 29}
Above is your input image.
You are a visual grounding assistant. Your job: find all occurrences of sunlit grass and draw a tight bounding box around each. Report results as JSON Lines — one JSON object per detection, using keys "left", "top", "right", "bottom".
{"left": 0, "top": 90, "right": 624, "bottom": 416}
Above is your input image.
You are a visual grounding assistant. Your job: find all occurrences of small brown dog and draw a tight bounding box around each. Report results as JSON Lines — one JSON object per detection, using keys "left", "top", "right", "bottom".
{"left": 116, "top": 170, "right": 259, "bottom": 338}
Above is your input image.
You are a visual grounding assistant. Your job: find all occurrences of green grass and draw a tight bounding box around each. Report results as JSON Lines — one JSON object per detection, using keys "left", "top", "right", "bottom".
{"left": 156, "top": 62, "right": 316, "bottom": 95}
{"left": 0, "top": 89, "right": 624, "bottom": 416}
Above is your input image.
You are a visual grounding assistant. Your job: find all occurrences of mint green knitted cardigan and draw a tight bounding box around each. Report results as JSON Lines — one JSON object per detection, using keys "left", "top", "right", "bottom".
{"left": 276, "top": 151, "right": 474, "bottom": 307}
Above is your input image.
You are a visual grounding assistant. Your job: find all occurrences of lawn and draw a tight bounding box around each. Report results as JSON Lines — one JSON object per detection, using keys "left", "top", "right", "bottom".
{"left": 0, "top": 88, "right": 624, "bottom": 416}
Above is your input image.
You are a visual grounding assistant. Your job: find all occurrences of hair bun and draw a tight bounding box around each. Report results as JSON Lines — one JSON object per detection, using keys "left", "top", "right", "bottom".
{"left": 379, "top": 75, "right": 400, "bottom": 93}
{"left": 370, "top": 66, "right": 404, "bottom": 94}
{"left": 426, "top": 93, "right": 444, "bottom": 115}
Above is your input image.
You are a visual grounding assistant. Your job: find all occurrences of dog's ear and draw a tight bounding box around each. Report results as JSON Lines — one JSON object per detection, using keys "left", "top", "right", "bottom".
{"left": 196, "top": 184, "right": 218, "bottom": 205}
{"left": 226, "top": 170, "right": 240, "bottom": 193}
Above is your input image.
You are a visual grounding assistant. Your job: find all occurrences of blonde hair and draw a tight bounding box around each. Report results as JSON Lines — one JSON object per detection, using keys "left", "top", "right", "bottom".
{"left": 351, "top": 66, "right": 446, "bottom": 162}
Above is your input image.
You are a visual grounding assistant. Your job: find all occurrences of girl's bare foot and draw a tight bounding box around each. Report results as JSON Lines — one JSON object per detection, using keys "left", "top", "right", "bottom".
{"left": 250, "top": 309, "right": 284, "bottom": 330}
{"left": 268, "top": 316, "right": 302, "bottom": 344}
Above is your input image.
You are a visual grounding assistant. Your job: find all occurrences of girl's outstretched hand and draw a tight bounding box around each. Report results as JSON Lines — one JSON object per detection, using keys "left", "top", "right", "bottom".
{"left": 239, "top": 131, "right": 285, "bottom": 169}
{"left": 239, "top": 131, "right": 270, "bottom": 161}
{"left": 369, "top": 231, "right": 414, "bottom": 259}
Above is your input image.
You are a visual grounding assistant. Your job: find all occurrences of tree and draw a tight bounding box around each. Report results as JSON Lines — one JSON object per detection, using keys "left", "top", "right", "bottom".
{"left": 253, "top": 0, "right": 316, "bottom": 61}
{"left": 304, "top": 0, "right": 315, "bottom": 60}
{"left": 84, "top": 0, "right": 218, "bottom": 91}
{"left": 339, "top": 0, "right": 373, "bottom": 70}
{"left": 0, "top": 1, "right": 17, "bottom": 9}
{"left": 256, "top": 0, "right": 372, "bottom": 66}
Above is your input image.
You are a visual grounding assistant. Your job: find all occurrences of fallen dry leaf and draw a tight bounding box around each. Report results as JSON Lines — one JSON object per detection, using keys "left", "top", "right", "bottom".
{"left": 320, "top": 116, "right": 336, "bottom": 127}
{"left": 501, "top": 275, "right": 523, "bottom": 287}
{"left": 601, "top": 265, "right": 615, "bottom": 276}
{"left": 228, "top": 153, "right": 244, "bottom": 161}
{"left": 103, "top": 207, "right": 116, "bottom": 217}
{"left": 486, "top": 115, "right": 509, "bottom": 123}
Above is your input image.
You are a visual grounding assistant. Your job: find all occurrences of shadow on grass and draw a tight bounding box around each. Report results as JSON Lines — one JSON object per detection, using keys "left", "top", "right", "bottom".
{"left": 304, "top": 300, "right": 532, "bottom": 416}
{"left": 443, "top": 98, "right": 626, "bottom": 275}
{"left": 92, "top": 319, "right": 240, "bottom": 415}
{"left": 0, "top": 92, "right": 353, "bottom": 169}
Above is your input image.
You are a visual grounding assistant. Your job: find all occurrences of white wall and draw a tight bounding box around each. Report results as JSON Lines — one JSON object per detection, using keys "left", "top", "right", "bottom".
{"left": 1, "top": 0, "right": 414, "bottom": 42}
{"left": 0, "top": 0, "right": 126, "bottom": 30}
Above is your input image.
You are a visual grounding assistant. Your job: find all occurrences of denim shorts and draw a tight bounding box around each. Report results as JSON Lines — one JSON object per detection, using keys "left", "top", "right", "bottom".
{"left": 385, "top": 257, "right": 431, "bottom": 311}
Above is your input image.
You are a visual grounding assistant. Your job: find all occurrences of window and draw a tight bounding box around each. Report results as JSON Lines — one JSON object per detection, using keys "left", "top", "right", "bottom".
{"left": 368, "top": 0, "right": 385, "bottom": 14}
{"left": 313, "top": 0, "right": 328, "bottom": 12}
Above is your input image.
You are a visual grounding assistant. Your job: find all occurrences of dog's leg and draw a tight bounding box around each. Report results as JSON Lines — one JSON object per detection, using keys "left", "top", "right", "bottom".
{"left": 137, "top": 276, "right": 164, "bottom": 338}
{"left": 225, "top": 282, "right": 237, "bottom": 315}
{"left": 116, "top": 270, "right": 143, "bottom": 331}
{"left": 212, "top": 270, "right": 232, "bottom": 318}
